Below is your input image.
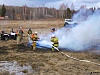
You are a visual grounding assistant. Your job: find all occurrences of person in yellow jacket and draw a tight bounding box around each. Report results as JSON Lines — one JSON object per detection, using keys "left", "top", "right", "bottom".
{"left": 51, "top": 35, "right": 59, "bottom": 51}
{"left": 31, "top": 31, "right": 39, "bottom": 50}
{"left": 16, "top": 27, "right": 24, "bottom": 45}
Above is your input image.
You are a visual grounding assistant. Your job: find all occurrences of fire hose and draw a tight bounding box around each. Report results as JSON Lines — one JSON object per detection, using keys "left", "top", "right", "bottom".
{"left": 52, "top": 45, "right": 100, "bottom": 66}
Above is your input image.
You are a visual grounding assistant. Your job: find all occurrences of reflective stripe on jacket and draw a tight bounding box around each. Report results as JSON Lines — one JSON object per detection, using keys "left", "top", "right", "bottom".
{"left": 51, "top": 37, "right": 59, "bottom": 44}
{"left": 31, "top": 34, "right": 38, "bottom": 41}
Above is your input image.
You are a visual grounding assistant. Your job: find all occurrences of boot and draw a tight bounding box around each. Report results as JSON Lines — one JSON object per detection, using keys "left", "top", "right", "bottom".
{"left": 33, "top": 47, "right": 36, "bottom": 50}
{"left": 52, "top": 47, "right": 54, "bottom": 51}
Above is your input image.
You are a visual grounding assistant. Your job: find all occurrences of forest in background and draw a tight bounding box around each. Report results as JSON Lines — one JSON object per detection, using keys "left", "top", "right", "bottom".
{"left": 0, "top": 3, "right": 100, "bottom": 20}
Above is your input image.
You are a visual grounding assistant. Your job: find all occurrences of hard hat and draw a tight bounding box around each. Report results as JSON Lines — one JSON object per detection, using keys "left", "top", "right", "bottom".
{"left": 35, "top": 31, "right": 37, "bottom": 34}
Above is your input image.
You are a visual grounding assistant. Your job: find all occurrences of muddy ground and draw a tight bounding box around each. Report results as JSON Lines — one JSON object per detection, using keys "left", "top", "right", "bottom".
{"left": 0, "top": 20, "right": 100, "bottom": 75}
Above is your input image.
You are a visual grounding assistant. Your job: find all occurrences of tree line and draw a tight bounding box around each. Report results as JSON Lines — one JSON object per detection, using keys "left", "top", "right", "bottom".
{"left": 0, "top": 4, "right": 6, "bottom": 17}
{"left": 0, "top": 4, "right": 99, "bottom": 20}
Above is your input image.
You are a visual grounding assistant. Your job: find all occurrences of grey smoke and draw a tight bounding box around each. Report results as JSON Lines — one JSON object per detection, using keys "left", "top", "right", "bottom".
{"left": 38, "top": 9, "right": 100, "bottom": 51}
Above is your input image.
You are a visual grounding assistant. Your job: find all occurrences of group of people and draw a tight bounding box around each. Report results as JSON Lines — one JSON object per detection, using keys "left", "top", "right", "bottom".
{"left": 16, "top": 27, "right": 59, "bottom": 51}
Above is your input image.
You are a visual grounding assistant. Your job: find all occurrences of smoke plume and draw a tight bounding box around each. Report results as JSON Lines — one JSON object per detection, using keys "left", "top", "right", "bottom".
{"left": 38, "top": 9, "right": 100, "bottom": 51}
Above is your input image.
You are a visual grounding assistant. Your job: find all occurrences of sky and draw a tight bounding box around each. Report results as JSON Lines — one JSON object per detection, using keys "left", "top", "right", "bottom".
{"left": 0, "top": 0, "right": 100, "bottom": 10}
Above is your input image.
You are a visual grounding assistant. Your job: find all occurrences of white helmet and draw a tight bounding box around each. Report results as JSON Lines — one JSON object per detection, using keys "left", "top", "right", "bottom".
{"left": 35, "top": 31, "right": 37, "bottom": 34}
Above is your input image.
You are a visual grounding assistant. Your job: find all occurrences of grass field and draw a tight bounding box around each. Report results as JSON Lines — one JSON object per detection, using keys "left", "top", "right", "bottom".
{"left": 0, "top": 20, "right": 100, "bottom": 75}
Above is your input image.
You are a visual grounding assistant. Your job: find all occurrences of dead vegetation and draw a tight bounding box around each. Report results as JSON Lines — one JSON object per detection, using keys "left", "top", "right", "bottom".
{"left": 0, "top": 20, "right": 100, "bottom": 75}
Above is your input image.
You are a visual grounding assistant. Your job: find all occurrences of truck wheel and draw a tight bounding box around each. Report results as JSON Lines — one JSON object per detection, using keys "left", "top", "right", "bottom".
{"left": 5, "top": 37, "right": 9, "bottom": 40}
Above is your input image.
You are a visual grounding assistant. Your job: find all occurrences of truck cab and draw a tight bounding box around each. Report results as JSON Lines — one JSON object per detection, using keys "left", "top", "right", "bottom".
{"left": 64, "top": 19, "right": 78, "bottom": 28}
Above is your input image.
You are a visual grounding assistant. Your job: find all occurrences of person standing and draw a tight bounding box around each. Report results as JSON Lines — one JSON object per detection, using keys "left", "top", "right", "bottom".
{"left": 27, "top": 28, "right": 32, "bottom": 42}
{"left": 31, "top": 31, "right": 39, "bottom": 50}
{"left": 16, "top": 29, "right": 21, "bottom": 45}
{"left": 51, "top": 35, "right": 59, "bottom": 51}
{"left": 16, "top": 27, "right": 23, "bottom": 45}
{"left": 51, "top": 28, "right": 56, "bottom": 35}
{"left": 19, "top": 27, "right": 24, "bottom": 40}
{"left": 11, "top": 29, "right": 15, "bottom": 33}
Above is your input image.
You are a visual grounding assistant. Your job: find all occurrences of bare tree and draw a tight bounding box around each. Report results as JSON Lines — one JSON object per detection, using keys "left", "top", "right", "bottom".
{"left": 59, "top": 3, "right": 66, "bottom": 19}
{"left": 4, "top": 4, "right": 89, "bottom": 20}
{"left": 22, "top": 5, "right": 27, "bottom": 20}
{"left": 70, "top": 3, "right": 75, "bottom": 18}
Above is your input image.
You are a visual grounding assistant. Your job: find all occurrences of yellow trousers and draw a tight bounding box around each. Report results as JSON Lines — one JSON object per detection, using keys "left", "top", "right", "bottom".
{"left": 32, "top": 41, "right": 36, "bottom": 50}
{"left": 17, "top": 35, "right": 21, "bottom": 45}
{"left": 52, "top": 44, "right": 58, "bottom": 51}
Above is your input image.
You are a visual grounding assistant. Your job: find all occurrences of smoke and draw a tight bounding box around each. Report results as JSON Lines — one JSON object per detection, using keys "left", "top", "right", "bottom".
{"left": 38, "top": 9, "right": 100, "bottom": 51}
{"left": 72, "top": 8, "right": 93, "bottom": 22}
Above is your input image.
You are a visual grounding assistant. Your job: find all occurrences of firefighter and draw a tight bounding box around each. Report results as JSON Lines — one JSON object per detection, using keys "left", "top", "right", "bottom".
{"left": 19, "top": 27, "right": 24, "bottom": 40}
{"left": 51, "top": 28, "right": 55, "bottom": 33}
{"left": 51, "top": 28, "right": 56, "bottom": 37}
{"left": 16, "top": 29, "right": 21, "bottom": 45}
{"left": 27, "top": 28, "right": 32, "bottom": 42}
{"left": 31, "top": 31, "right": 39, "bottom": 50}
{"left": 16, "top": 27, "right": 23, "bottom": 45}
{"left": 51, "top": 35, "right": 59, "bottom": 51}
{"left": 11, "top": 29, "right": 14, "bottom": 33}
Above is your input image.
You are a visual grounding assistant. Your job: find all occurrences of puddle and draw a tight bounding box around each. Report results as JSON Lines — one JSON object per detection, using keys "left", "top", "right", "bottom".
{"left": 0, "top": 61, "right": 34, "bottom": 75}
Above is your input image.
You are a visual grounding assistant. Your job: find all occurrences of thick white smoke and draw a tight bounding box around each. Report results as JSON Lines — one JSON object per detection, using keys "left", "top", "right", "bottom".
{"left": 38, "top": 9, "right": 100, "bottom": 51}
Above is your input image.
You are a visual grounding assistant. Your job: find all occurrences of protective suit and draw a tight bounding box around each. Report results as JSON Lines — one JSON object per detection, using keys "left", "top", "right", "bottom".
{"left": 16, "top": 28, "right": 23, "bottom": 45}
{"left": 51, "top": 35, "right": 59, "bottom": 51}
{"left": 31, "top": 32, "right": 39, "bottom": 50}
{"left": 27, "top": 28, "right": 32, "bottom": 43}
{"left": 16, "top": 30, "right": 21, "bottom": 45}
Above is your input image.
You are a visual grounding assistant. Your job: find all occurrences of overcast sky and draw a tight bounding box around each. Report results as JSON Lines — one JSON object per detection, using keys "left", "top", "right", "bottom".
{"left": 0, "top": 0, "right": 100, "bottom": 10}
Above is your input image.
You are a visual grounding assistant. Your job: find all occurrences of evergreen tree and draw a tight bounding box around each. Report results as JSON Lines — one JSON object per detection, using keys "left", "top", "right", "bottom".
{"left": 67, "top": 8, "right": 71, "bottom": 19}
{"left": 1, "top": 4, "right": 6, "bottom": 17}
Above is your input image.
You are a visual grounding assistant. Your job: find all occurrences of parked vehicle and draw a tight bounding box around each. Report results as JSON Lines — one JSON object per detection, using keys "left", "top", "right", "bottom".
{"left": 1, "top": 33, "right": 9, "bottom": 40}
{"left": 64, "top": 19, "right": 78, "bottom": 28}
{"left": 9, "top": 32, "right": 17, "bottom": 40}
{"left": 0, "top": 31, "right": 17, "bottom": 40}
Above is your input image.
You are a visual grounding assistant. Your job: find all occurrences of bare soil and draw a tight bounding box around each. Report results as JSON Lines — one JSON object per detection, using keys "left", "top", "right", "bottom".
{"left": 0, "top": 20, "right": 100, "bottom": 75}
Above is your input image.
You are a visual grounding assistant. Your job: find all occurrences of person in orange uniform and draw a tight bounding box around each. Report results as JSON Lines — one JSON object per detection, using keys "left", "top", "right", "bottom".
{"left": 31, "top": 31, "right": 39, "bottom": 50}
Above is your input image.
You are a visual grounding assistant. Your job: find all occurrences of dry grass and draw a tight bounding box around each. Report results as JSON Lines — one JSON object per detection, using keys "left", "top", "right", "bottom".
{"left": 0, "top": 20, "right": 100, "bottom": 75}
